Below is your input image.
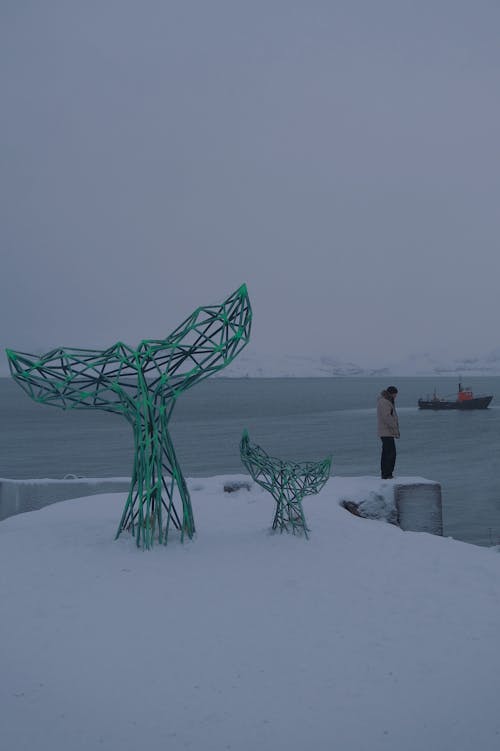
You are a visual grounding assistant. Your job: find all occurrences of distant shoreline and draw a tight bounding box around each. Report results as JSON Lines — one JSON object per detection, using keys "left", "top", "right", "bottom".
{"left": 2, "top": 373, "right": 500, "bottom": 380}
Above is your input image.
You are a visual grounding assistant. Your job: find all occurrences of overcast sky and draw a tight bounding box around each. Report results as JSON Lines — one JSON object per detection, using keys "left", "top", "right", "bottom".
{"left": 1, "top": 1, "right": 499, "bottom": 368}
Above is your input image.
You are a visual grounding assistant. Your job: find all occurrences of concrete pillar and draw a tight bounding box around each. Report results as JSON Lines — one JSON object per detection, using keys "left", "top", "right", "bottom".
{"left": 395, "top": 482, "right": 443, "bottom": 536}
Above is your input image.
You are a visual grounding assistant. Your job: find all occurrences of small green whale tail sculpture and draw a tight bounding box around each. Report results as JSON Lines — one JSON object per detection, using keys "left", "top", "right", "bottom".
{"left": 7, "top": 285, "right": 252, "bottom": 549}
{"left": 240, "top": 429, "right": 331, "bottom": 538}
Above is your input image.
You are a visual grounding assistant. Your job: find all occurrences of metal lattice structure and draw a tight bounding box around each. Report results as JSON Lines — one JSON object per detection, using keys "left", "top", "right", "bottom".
{"left": 6, "top": 285, "right": 252, "bottom": 549}
{"left": 240, "top": 430, "right": 331, "bottom": 538}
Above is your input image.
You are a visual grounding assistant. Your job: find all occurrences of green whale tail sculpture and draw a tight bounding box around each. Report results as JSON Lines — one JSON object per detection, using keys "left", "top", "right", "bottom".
{"left": 240, "top": 429, "right": 331, "bottom": 538}
{"left": 7, "top": 284, "right": 252, "bottom": 549}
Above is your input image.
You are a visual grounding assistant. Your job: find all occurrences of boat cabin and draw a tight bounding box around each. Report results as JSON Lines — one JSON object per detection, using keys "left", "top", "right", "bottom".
{"left": 457, "top": 383, "right": 473, "bottom": 402}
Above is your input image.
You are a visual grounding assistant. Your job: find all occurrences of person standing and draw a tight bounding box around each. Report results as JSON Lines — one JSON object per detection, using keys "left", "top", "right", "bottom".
{"left": 377, "top": 386, "right": 400, "bottom": 479}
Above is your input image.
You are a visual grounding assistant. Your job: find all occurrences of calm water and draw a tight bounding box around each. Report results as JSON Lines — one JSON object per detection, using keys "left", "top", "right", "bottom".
{"left": 1, "top": 376, "right": 500, "bottom": 547}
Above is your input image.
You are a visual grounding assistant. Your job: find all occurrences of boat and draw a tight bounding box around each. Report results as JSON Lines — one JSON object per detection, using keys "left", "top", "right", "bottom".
{"left": 418, "top": 382, "right": 493, "bottom": 410}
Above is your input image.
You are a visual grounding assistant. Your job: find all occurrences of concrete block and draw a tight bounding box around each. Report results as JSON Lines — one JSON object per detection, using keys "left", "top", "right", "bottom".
{"left": 0, "top": 477, "right": 130, "bottom": 521}
{"left": 395, "top": 482, "right": 443, "bottom": 535}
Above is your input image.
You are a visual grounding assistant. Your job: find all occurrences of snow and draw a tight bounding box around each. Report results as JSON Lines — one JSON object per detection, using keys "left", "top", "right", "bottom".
{"left": 2, "top": 475, "right": 500, "bottom": 751}
{"left": 327, "top": 475, "right": 435, "bottom": 523}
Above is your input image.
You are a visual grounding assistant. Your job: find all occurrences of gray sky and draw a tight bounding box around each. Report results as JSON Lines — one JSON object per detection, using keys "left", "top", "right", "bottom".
{"left": 1, "top": 0, "right": 499, "bottom": 368}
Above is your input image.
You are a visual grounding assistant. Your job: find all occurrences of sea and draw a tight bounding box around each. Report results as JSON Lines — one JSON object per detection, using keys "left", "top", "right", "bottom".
{"left": 1, "top": 375, "right": 500, "bottom": 548}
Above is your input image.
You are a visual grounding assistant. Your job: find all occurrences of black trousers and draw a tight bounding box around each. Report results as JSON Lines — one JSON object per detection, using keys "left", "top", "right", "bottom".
{"left": 380, "top": 437, "right": 396, "bottom": 479}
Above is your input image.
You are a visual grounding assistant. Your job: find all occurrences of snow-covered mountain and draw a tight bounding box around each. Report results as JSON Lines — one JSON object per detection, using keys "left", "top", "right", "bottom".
{"left": 218, "top": 353, "right": 377, "bottom": 378}
{"left": 220, "top": 348, "right": 500, "bottom": 377}
{"left": 3, "top": 347, "right": 500, "bottom": 378}
{"left": 370, "top": 348, "right": 500, "bottom": 377}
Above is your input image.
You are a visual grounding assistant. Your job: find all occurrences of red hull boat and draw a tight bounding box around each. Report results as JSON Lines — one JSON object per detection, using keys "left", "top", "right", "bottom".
{"left": 418, "top": 383, "right": 493, "bottom": 410}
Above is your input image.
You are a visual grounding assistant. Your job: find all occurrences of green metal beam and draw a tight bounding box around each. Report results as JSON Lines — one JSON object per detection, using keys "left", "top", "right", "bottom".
{"left": 240, "top": 430, "right": 331, "bottom": 538}
{"left": 7, "top": 285, "right": 252, "bottom": 549}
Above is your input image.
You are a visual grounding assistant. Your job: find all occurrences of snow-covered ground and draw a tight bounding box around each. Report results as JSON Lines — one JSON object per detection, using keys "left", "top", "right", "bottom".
{"left": 2, "top": 475, "right": 500, "bottom": 751}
